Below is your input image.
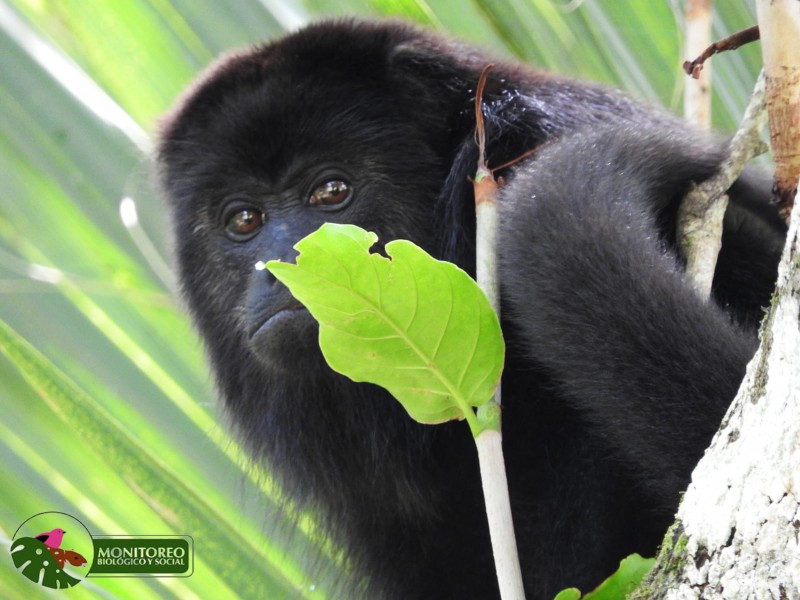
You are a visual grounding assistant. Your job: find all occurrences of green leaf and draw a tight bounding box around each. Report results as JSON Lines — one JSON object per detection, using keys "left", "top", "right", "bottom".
{"left": 10, "top": 538, "right": 82, "bottom": 590}
{"left": 553, "top": 589, "right": 582, "bottom": 600}
{"left": 266, "top": 223, "right": 504, "bottom": 436}
{"left": 584, "top": 553, "right": 655, "bottom": 600}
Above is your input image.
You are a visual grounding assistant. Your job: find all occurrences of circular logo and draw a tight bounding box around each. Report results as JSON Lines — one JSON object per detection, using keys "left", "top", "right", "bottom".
{"left": 10, "top": 512, "right": 93, "bottom": 589}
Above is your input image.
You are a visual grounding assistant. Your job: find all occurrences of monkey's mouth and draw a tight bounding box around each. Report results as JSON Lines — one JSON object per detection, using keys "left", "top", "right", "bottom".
{"left": 249, "top": 305, "right": 318, "bottom": 366}
{"left": 256, "top": 306, "right": 308, "bottom": 332}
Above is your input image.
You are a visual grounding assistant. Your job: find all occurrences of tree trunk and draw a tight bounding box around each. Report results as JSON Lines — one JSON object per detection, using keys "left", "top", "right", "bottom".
{"left": 634, "top": 191, "right": 800, "bottom": 598}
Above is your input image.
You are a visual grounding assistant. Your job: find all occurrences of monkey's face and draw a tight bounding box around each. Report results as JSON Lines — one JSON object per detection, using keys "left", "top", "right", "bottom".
{"left": 158, "top": 37, "right": 459, "bottom": 374}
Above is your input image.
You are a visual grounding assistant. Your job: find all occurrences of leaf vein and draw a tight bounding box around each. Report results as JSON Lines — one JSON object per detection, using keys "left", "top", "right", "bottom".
{"left": 457, "top": 275, "right": 482, "bottom": 389}
{"left": 431, "top": 268, "right": 454, "bottom": 361}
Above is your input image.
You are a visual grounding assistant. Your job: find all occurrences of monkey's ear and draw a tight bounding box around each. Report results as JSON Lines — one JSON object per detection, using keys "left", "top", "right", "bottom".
{"left": 386, "top": 37, "right": 482, "bottom": 144}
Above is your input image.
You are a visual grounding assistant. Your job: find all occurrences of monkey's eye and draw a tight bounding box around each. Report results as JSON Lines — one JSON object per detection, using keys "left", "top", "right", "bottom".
{"left": 224, "top": 205, "right": 265, "bottom": 241}
{"left": 309, "top": 180, "right": 352, "bottom": 209}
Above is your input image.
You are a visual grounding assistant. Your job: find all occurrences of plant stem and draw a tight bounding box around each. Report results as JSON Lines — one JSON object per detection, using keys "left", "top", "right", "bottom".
{"left": 472, "top": 64, "right": 525, "bottom": 598}
{"left": 475, "top": 430, "right": 525, "bottom": 599}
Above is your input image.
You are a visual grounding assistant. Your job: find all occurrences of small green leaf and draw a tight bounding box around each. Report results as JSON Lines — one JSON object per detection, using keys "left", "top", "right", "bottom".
{"left": 266, "top": 223, "right": 504, "bottom": 436}
{"left": 477, "top": 400, "right": 502, "bottom": 430}
{"left": 584, "top": 553, "right": 655, "bottom": 599}
{"left": 553, "top": 588, "right": 582, "bottom": 600}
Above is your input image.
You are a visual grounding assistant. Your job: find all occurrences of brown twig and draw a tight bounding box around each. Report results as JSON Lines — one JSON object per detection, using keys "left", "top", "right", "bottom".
{"left": 473, "top": 64, "right": 540, "bottom": 177}
{"left": 473, "top": 64, "right": 497, "bottom": 206}
{"left": 491, "top": 146, "right": 541, "bottom": 174}
{"left": 683, "top": 25, "right": 760, "bottom": 79}
{"left": 474, "top": 64, "right": 494, "bottom": 168}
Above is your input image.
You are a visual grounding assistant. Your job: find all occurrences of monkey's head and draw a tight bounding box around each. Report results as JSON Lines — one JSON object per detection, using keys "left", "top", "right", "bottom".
{"left": 156, "top": 20, "right": 490, "bottom": 380}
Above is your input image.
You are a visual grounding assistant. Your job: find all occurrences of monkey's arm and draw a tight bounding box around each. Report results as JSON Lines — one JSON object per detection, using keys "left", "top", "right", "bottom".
{"left": 498, "top": 124, "right": 759, "bottom": 503}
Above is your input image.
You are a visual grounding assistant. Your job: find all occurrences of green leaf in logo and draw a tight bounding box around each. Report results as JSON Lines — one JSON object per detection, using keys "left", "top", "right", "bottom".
{"left": 10, "top": 537, "right": 82, "bottom": 589}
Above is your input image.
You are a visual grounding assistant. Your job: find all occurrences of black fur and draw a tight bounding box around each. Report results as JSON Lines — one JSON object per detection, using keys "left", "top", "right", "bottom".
{"left": 157, "top": 19, "right": 785, "bottom": 599}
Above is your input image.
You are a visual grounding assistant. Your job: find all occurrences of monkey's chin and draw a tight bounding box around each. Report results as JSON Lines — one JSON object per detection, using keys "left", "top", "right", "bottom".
{"left": 249, "top": 307, "right": 322, "bottom": 372}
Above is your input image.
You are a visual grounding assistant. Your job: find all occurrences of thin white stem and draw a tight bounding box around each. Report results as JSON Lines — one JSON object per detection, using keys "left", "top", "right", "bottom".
{"left": 474, "top": 165, "right": 524, "bottom": 598}
{"left": 476, "top": 430, "right": 525, "bottom": 600}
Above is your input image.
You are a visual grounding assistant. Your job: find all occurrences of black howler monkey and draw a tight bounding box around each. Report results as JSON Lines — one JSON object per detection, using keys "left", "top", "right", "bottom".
{"left": 157, "top": 19, "right": 785, "bottom": 599}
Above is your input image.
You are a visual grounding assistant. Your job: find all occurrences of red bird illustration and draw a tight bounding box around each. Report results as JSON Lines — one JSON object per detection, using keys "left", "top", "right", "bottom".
{"left": 35, "top": 528, "right": 66, "bottom": 549}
